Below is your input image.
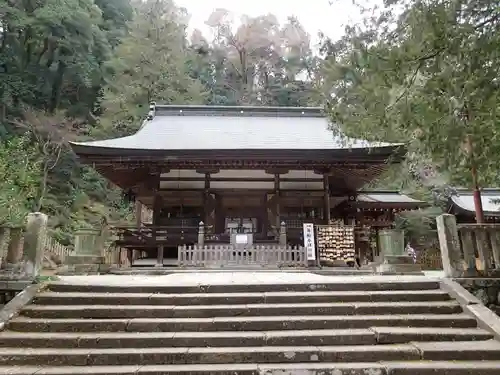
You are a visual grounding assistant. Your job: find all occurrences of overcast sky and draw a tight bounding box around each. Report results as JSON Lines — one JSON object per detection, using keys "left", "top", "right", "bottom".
{"left": 174, "top": 0, "right": 370, "bottom": 46}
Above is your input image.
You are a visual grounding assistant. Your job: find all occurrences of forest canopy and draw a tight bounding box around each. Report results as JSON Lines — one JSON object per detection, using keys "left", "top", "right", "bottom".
{"left": 1, "top": 0, "right": 496, "bottom": 242}
{"left": 0, "top": 0, "right": 322, "bottom": 242}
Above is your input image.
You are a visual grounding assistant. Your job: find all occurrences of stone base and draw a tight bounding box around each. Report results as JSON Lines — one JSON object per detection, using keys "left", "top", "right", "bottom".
{"left": 60, "top": 254, "right": 108, "bottom": 275}
{"left": 0, "top": 261, "right": 33, "bottom": 281}
{"left": 369, "top": 254, "right": 423, "bottom": 275}
{"left": 66, "top": 255, "right": 104, "bottom": 265}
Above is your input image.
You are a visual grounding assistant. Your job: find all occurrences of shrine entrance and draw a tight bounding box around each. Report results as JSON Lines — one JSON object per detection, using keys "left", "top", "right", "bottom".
{"left": 224, "top": 217, "right": 258, "bottom": 234}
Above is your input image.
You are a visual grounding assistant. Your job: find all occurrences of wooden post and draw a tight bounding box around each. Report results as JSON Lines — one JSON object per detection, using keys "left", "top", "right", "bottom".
{"left": 22, "top": 212, "right": 48, "bottom": 279}
{"left": 198, "top": 221, "right": 205, "bottom": 247}
{"left": 323, "top": 174, "right": 331, "bottom": 224}
{"left": 436, "top": 214, "right": 463, "bottom": 278}
{"left": 279, "top": 221, "right": 287, "bottom": 246}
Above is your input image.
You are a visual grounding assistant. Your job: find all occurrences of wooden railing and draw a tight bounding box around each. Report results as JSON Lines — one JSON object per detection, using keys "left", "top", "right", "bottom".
{"left": 437, "top": 214, "right": 500, "bottom": 277}
{"left": 114, "top": 225, "right": 199, "bottom": 247}
{"left": 43, "top": 235, "right": 71, "bottom": 264}
{"left": 178, "top": 244, "right": 307, "bottom": 268}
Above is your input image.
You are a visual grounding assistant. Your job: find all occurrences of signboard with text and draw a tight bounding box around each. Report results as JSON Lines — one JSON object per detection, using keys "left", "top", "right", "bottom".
{"left": 303, "top": 223, "right": 316, "bottom": 261}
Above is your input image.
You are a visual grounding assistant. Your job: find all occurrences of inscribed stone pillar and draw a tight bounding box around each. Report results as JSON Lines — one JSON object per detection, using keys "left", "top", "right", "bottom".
{"left": 198, "top": 221, "right": 205, "bottom": 247}
{"left": 0, "top": 227, "right": 9, "bottom": 264}
{"left": 74, "top": 229, "right": 102, "bottom": 256}
{"left": 5, "top": 227, "right": 23, "bottom": 265}
{"left": 436, "top": 214, "right": 464, "bottom": 278}
{"left": 279, "top": 221, "right": 287, "bottom": 246}
{"left": 22, "top": 212, "right": 48, "bottom": 279}
{"left": 66, "top": 229, "right": 105, "bottom": 274}
{"left": 156, "top": 245, "right": 164, "bottom": 267}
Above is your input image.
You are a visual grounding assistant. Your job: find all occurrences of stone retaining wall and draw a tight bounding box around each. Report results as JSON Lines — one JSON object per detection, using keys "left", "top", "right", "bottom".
{"left": 456, "top": 278, "right": 500, "bottom": 316}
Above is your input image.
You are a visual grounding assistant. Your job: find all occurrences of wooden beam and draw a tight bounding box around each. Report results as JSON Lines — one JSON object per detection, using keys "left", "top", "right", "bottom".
{"left": 159, "top": 177, "right": 324, "bottom": 182}
{"left": 157, "top": 188, "right": 327, "bottom": 193}
{"left": 265, "top": 168, "right": 290, "bottom": 175}
{"left": 323, "top": 174, "right": 331, "bottom": 224}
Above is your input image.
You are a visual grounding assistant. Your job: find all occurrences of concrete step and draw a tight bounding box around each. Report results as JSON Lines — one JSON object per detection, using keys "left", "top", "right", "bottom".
{"left": 0, "top": 327, "right": 491, "bottom": 348}
{"left": 33, "top": 289, "right": 451, "bottom": 305}
{"left": 46, "top": 280, "right": 441, "bottom": 294}
{"left": 8, "top": 313, "right": 478, "bottom": 332}
{"left": 3, "top": 362, "right": 500, "bottom": 375}
{"left": 3, "top": 342, "right": 500, "bottom": 366}
{"left": 20, "top": 301, "right": 462, "bottom": 319}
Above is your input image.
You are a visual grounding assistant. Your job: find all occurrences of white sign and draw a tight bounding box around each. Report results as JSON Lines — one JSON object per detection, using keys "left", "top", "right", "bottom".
{"left": 235, "top": 234, "right": 248, "bottom": 244}
{"left": 303, "top": 223, "right": 316, "bottom": 261}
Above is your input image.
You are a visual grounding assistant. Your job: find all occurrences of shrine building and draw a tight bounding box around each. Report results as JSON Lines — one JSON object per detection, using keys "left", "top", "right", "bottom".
{"left": 69, "top": 104, "right": 425, "bottom": 267}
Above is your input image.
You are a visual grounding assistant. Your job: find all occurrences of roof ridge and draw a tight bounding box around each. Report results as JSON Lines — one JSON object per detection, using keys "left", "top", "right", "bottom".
{"left": 152, "top": 104, "right": 325, "bottom": 118}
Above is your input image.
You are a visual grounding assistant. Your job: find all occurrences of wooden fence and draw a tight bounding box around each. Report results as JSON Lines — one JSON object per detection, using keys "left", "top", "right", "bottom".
{"left": 437, "top": 214, "right": 500, "bottom": 277}
{"left": 43, "top": 235, "right": 71, "bottom": 264}
{"left": 178, "top": 245, "right": 308, "bottom": 268}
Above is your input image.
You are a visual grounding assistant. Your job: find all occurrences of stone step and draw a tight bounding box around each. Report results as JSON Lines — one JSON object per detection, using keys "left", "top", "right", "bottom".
{"left": 34, "top": 290, "right": 451, "bottom": 306}
{"left": 46, "top": 280, "right": 441, "bottom": 294}
{"left": 3, "top": 362, "right": 500, "bottom": 375}
{"left": 3, "top": 342, "right": 500, "bottom": 366}
{"left": 414, "top": 340, "right": 500, "bottom": 361}
{"left": 0, "top": 344, "right": 420, "bottom": 366}
{"left": 8, "top": 313, "right": 478, "bottom": 332}
{"left": 20, "top": 301, "right": 462, "bottom": 319}
{"left": 0, "top": 328, "right": 491, "bottom": 348}
{"left": 369, "top": 327, "right": 492, "bottom": 343}
{"left": 0, "top": 329, "right": 376, "bottom": 348}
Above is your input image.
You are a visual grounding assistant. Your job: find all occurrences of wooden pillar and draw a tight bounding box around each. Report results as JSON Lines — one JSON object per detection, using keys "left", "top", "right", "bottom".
{"left": 215, "top": 195, "right": 224, "bottom": 234}
{"left": 204, "top": 173, "right": 210, "bottom": 207}
{"left": 203, "top": 173, "right": 216, "bottom": 234}
{"left": 274, "top": 174, "right": 280, "bottom": 231}
{"left": 261, "top": 194, "right": 268, "bottom": 236}
{"left": 135, "top": 200, "right": 142, "bottom": 229}
{"left": 152, "top": 195, "right": 162, "bottom": 225}
{"left": 151, "top": 173, "right": 163, "bottom": 267}
{"left": 323, "top": 174, "right": 331, "bottom": 224}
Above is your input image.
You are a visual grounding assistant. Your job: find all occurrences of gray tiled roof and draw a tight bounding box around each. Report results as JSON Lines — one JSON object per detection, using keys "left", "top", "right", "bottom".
{"left": 71, "top": 105, "right": 401, "bottom": 151}
{"left": 450, "top": 189, "right": 500, "bottom": 216}
{"left": 357, "top": 192, "right": 424, "bottom": 204}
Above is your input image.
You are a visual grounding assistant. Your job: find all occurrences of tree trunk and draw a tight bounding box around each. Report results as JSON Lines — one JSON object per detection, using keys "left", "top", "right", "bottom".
{"left": 49, "top": 61, "right": 66, "bottom": 113}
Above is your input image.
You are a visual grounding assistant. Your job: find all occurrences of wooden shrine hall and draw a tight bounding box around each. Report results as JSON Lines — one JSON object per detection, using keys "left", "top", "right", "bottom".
{"left": 69, "top": 104, "right": 425, "bottom": 267}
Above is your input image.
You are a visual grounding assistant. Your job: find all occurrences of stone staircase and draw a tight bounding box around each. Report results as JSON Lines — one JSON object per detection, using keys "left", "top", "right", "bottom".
{"left": 1, "top": 278, "right": 500, "bottom": 374}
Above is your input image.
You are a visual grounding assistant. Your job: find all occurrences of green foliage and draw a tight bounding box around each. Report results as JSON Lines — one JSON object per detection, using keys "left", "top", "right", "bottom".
{"left": 322, "top": 0, "right": 500, "bottom": 187}
{"left": 0, "top": 0, "right": 319, "bottom": 241}
{"left": 97, "top": 0, "right": 207, "bottom": 136}
{"left": 0, "top": 135, "right": 42, "bottom": 225}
